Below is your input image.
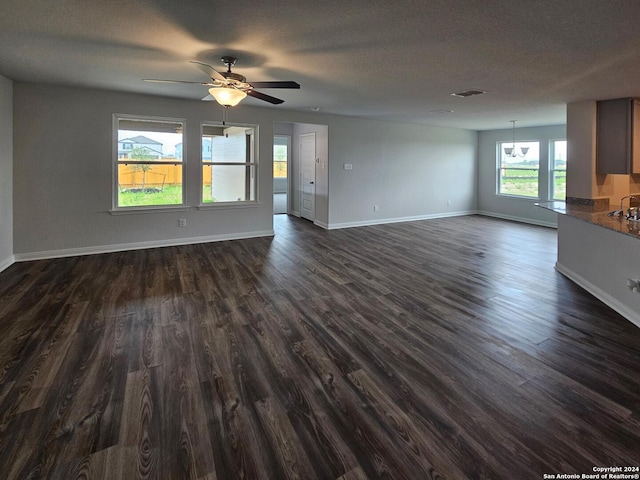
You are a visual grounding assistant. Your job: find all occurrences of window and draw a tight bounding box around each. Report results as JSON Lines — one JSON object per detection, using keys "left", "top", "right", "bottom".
{"left": 274, "top": 136, "right": 288, "bottom": 178}
{"left": 497, "top": 141, "right": 540, "bottom": 198}
{"left": 550, "top": 140, "right": 567, "bottom": 200}
{"left": 114, "top": 115, "right": 185, "bottom": 209}
{"left": 201, "top": 123, "right": 258, "bottom": 204}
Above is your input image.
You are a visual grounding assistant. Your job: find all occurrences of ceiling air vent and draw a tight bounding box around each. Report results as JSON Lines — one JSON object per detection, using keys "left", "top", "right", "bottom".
{"left": 450, "top": 89, "right": 486, "bottom": 98}
{"left": 427, "top": 109, "right": 455, "bottom": 114}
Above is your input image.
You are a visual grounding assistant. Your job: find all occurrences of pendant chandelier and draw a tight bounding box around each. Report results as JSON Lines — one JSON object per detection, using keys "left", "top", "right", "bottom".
{"left": 503, "top": 120, "right": 529, "bottom": 157}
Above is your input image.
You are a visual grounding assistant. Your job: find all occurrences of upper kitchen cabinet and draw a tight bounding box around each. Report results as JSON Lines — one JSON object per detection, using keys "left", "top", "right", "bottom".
{"left": 596, "top": 97, "right": 640, "bottom": 174}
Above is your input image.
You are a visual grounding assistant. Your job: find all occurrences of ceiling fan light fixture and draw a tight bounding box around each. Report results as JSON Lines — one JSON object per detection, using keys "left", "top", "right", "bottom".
{"left": 209, "top": 87, "right": 247, "bottom": 107}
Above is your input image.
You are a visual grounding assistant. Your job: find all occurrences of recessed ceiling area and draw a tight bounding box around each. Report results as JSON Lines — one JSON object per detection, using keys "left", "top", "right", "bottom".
{"left": 1, "top": 0, "right": 640, "bottom": 130}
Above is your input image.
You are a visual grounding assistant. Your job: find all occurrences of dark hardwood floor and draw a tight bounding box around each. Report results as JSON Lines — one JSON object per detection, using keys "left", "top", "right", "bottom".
{"left": 0, "top": 214, "right": 638, "bottom": 480}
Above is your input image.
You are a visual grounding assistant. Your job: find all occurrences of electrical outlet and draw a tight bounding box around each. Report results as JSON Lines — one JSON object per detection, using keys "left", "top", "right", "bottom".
{"left": 627, "top": 278, "right": 640, "bottom": 292}
{"left": 374, "top": 205, "right": 379, "bottom": 212}
{"left": 179, "top": 219, "right": 187, "bottom": 227}
{"left": 344, "top": 163, "right": 353, "bottom": 170}
{"left": 447, "top": 200, "right": 452, "bottom": 206}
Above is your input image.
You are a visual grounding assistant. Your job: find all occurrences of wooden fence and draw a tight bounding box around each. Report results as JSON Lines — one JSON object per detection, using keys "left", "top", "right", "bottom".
{"left": 118, "top": 164, "right": 212, "bottom": 188}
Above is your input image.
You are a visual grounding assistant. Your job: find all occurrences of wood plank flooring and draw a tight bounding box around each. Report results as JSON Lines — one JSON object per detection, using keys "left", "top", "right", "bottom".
{"left": 0, "top": 214, "right": 639, "bottom": 479}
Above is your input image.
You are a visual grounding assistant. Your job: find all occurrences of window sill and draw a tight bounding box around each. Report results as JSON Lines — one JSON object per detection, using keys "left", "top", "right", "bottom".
{"left": 496, "top": 194, "right": 542, "bottom": 201}
{"left": 110, "top": 206, "right": 190, "bottom": 215}
{"left": 197, "top": 201, "right": 261, "bottom": 210}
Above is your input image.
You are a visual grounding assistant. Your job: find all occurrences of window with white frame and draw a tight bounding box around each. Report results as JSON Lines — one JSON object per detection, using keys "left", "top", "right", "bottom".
{"left": 273, "top": 136, "right": 288, "bottom": 178}
{"left": 114, "top": 115, "right": 185, "bottom": 209}
{"left": 550, "top": 140, "right": 567, "bottom": 200}
{"left": 497, "top": 141, "right": 540, "bottom": 198}
{"left": 201, "top": 123, "right": 258, "bottom": 204}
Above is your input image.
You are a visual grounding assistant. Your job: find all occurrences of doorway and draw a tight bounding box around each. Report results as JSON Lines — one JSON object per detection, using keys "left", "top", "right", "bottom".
{"left": 273, "top": 135, "right": 290, "bottom": 214}
{"left": 273, "top": 121, "right": 328, "bottom": 227}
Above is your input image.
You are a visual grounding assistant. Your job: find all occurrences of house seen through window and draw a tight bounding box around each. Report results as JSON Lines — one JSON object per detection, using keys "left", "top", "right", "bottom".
{"left": 115, "top": 116, "right": 184, "bottom": 208}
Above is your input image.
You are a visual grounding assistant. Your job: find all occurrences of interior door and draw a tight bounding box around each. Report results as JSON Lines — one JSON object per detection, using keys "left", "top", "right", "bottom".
{"left": 300, "top": 132, "right": 316, "bottom": 221}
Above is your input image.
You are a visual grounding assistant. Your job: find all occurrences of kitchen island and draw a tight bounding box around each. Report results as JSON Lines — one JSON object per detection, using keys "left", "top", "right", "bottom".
{"left": 538, "top": 201, "right": 640, "bottom": 325}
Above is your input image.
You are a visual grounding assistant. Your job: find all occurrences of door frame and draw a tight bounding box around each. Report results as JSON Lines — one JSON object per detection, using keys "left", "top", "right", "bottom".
{"left": 273, "top": 134, "right": 291, "bottom": 214}
{"left": 299, "top": 132, "right": 316, "bottom": 221}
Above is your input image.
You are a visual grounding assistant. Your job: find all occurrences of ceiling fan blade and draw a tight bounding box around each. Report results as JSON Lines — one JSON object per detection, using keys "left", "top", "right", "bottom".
{"left": 144, "top": 79, "right": 215, "bottom": 86}
{"left": 201, "top": 94, "right": 214, "bottom": 101}
{"left": 249, "top": 81, "right": 301, "bottom": 89}
{"left": 246, "top": 90, "right": 285, "bottom": 105}
{"left": 190, "top": 60, "right": 226, "bottom": 82}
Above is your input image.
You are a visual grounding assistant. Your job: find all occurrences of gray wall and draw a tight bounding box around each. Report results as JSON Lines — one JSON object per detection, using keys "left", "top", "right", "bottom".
{"left": 478, "top": 124, "right": 566, "bottom": 226}
{"left": 273, "top": 178, "right": 287, "bottom": 194}
{"left": 13, "top": 82, "right": 478, "bottom": 258}
{"left": 0, "top": 75, "right": 12, "bottom": 271}
{"left": 13, "top": 83, "right": 277, "bottom": 257}
{"left": 327, "top": 117, "right": 477, "bottom": 227}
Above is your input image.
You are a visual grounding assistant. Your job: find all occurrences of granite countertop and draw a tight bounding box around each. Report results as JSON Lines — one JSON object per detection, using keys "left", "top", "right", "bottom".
{"left": 537, "top": 201, "right": 640, "bottom": 239}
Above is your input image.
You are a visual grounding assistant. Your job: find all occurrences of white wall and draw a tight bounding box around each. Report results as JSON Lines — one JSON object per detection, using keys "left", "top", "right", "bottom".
{"left": 557, "top": 215, "right": 640, "bottom": 326}
{"left": 566, "top": 101, "right": 598, "bottom": 200}
{"left": 13, "top": 83, "right": 478, "bottom": 258}
{"left": 0, "top": 75, "right": 13, "bottom": 272}
{"left": 478, "top": 125, "right": 565, "bottom": 227}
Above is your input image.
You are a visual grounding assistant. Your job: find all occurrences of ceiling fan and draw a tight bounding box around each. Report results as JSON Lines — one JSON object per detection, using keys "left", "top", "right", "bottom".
{"left": 144, "top": 56, "right": 300, "bottom": 107}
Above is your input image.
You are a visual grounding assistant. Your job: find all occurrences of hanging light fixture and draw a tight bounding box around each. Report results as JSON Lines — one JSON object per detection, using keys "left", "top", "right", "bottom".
{"left": 504, "top": 120, "right": 529, "bottom": 157}
{"left": 208, "top": 87, "right": 247, "bottom": 107}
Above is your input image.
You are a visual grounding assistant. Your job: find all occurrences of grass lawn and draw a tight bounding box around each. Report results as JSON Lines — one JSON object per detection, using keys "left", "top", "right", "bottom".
{"left": 118, "top": 184, "right": 217, "bottom": 207}
{"left": 500, "top": 168, "right": 566, "bottom": 199}
{"left": 118, "top": 184, "right": 183, "bottom": 207}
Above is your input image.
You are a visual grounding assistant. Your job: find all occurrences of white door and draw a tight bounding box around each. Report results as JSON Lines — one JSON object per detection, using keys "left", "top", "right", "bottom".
{"left": 300, "top": 133, "right": 316, "bottom": 221}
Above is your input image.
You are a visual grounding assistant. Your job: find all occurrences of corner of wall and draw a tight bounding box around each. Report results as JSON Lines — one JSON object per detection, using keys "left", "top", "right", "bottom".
{"left": 0, "top": 74, "right": 14, "bottom": 268}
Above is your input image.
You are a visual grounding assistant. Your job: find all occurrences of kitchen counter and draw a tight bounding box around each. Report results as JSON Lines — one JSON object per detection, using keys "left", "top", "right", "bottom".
{"left": 540, "top": 200, "right": 640, "bottom": 325}
{"left": 537, "top": 201, "right": 640, "bottom": 239}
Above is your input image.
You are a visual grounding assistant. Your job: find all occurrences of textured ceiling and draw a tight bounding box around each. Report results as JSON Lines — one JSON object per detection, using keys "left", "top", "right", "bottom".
{"left": 2, "top": 0, "right": 640, "bottom": 130}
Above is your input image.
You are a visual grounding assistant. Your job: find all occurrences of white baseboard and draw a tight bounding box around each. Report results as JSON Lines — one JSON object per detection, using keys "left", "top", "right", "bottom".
{"left": 0, "top": 255, "right": 15, "bottom": 274}
{"left": 477, "top": 210, "right": 558, "bottom": 228}
{"left": 325, "top": 210, "right": 477, "bottom": 230}
{"left": 13, "top": 230, "right": 275, "bottom": 262}
{"left": 290, "top": 210, "right": 301, "bottom": 217}
{"left": 556, "top": 262, "right": 640, "bottom": 328}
